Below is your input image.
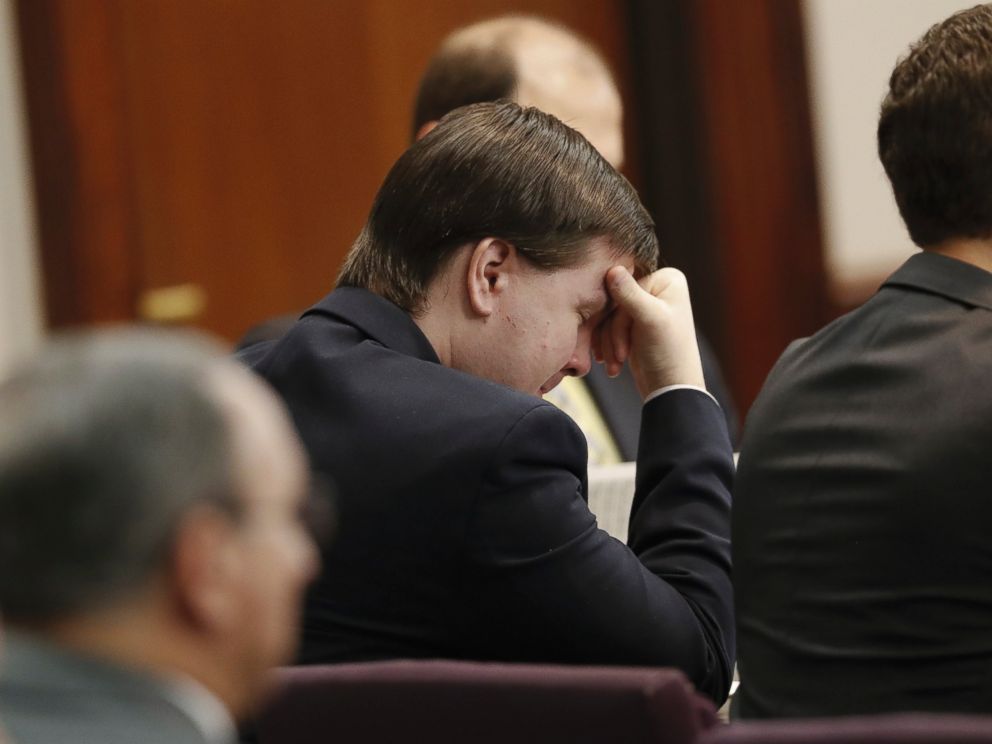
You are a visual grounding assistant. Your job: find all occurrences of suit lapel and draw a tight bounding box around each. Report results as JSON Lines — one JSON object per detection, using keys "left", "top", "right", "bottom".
{"left": 883, "top": 251, "right": 992, "bottom": 311}
{"left": 304, "top": 287, "right": 441, "bottom": 364}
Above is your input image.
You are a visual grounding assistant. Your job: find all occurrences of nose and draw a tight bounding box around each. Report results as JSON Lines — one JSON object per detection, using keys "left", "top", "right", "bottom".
{"left": 565, "top": 332, "right": 594, "bottom": 378}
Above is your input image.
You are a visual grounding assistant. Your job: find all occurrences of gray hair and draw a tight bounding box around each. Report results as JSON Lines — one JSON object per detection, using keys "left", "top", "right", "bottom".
{"left": 0, "top": 328, "right": 237, "bottom": 623}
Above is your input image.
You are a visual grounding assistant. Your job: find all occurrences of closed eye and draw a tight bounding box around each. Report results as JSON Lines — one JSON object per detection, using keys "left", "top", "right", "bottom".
{"left": 578, "top": 296, "right": 614, "bottom": 330}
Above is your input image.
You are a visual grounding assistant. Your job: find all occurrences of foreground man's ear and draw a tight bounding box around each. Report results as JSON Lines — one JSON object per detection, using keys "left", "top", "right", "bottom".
{"left": 466, "top": 238, "right": 514, "bottom": 318}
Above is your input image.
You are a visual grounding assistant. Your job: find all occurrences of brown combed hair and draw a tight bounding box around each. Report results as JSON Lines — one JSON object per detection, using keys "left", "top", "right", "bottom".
{"left": 338, "top": 101, "right": 658, "bottom": 314}
{"left": 878, "top": 3, "right": 992, "bottom": 248}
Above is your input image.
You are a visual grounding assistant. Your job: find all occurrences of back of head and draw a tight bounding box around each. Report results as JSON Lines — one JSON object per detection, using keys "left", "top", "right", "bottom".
{"left": 412, "top": 17, "right": 518, "bottom": 136}
{"left": 413, "top": 16, "right": 623, "bottom": 167}
{"left": 878, "top": 3, "right": 992, "bottom": 248}
{"left": 338, "top": 100, "right": 657, "bottom": 314}
{"left": 0, "top": 329, "right": 233, "bottom": 625}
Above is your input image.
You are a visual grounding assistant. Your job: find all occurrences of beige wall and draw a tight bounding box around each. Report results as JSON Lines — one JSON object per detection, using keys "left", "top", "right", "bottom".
{"left": 0, "top": 0, "right": 43, "bottom": 378}
{"left": 802, "top": 0, "right": 973, "bottom": 292}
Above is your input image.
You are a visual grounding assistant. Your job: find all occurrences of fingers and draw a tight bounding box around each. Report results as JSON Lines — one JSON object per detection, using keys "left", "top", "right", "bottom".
{"left": 594, "top": 292, "right": 633, "bottom": 378}
{"left": 602, "top": 266, "right": 640, "bottom": 376}
{"left": 592, "top": 322, "right": 615, "bottom": 373}
{"left": 607, "top": 265, "right": 681, "bottom": 312}
{"left": 606, "top": 266, "right": 644, "bottom": 318}
{"left": 592, "top": 324, "right": 605, "bottom": 365}
{"left": 602, "top": 265, "right": 703, "bottom": 396}
{"left": 607, "top": 304, "right": 632, "bottom": 373}
{"left": 593, "top": 316, "right": 620, "bottom": 377}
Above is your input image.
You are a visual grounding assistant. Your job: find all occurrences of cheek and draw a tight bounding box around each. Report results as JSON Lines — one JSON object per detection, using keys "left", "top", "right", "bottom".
{"left": 245, "top": 532, "right": 312, "bottom": 610}
{"left": 532, "top": 321, "right": 565, "bottom": 363}
{"left": 248, "top": 537, "right": 311, "bottom": 654}
{"left": 552, "top": 320, "right": 580, "bottom": 359}
{"left": 271, "top": 531, "right": 315, "bottom": 593}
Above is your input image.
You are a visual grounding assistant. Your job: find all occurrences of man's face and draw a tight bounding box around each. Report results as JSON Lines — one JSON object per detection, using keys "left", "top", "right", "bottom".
{"left": 485, "top": 238, "right": 633, "bottom": 397}
{"left": 211, "top": 370, "right": 318, "bottom": 708}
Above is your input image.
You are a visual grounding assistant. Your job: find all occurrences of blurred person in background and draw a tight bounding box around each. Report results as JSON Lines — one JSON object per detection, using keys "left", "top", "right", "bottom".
{"left": 0, "top": 329, "right": 318, "bottom": 744}
{"left": 733, "top": 3, "right": 992, "bottom": 718}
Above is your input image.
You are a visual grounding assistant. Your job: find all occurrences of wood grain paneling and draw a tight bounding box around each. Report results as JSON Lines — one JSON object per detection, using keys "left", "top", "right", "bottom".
{"left": 18, "top": 0, "right": 639, "bottom": 342}
{"left": 17, "top": 0, "right": 137, "bottom": 326}
{"left": 629, "top": 0, "right": 830, "bottom": 414}
{"left": 691, "top": 0, "right": 829, "bottom": 410}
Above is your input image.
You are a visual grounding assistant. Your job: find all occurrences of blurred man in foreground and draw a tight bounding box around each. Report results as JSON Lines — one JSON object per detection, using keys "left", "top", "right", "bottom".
{"left": 734, "top": 3, "right": 992, "bottom": 718}
{"left": 244, "top": 101, "right": 736, "bottom": 703}
{"left": 0, "top": 330, "right": 318, "bottom": 744}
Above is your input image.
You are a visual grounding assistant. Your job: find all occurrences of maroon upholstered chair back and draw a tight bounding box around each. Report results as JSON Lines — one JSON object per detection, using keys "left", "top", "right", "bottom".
{"left": 703, "top": 714, "right": 992, "bottom": 744}
{"left": 256, "top": 660, "right": 717, "bottom": 744}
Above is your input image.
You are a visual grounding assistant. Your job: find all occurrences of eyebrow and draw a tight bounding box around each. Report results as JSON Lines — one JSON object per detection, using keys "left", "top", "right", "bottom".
{"left": 580, "top": 289, "right": 613, "bottom": 317}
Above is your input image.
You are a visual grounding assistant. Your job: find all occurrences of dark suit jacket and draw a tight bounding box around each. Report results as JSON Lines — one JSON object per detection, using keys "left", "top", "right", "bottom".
{"left": 733, "top": 251, "right": 992, "bottom": 717}
{"left": 243, "top": 287, "right": 735, "bottom": 702}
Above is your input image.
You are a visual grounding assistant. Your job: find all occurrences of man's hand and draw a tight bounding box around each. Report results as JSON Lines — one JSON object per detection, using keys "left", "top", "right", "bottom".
{"left": 594, "top": 266, "right": 706, "bottom": 399}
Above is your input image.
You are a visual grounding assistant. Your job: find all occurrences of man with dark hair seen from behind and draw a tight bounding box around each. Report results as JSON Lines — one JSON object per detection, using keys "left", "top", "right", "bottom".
{"left": 244, "top": 101, "right": 735, "bottom": 703}
{"left": 0, "top": 330, "right": 318, "bottom": 744}
{"left": 734, "top": 4, "right": 992, "bottom": 718}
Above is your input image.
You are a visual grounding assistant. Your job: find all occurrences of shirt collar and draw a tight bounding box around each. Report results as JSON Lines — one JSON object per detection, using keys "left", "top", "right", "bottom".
{"left": 882, "top": 250, "right": 992, "bottom": 312}
{"left": 303, "top": 286, "right": 441, "bottom": 363}
{"left": 158, "top": 673, "right": 237, "bottom": 744}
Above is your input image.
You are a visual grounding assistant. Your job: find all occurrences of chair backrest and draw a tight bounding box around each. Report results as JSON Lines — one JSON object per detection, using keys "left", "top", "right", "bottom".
{"left": 256, "top": 660, "right": 717, "bottom": 744}
{"left": 703, "top": 714, "right": 992, "bottom": 744}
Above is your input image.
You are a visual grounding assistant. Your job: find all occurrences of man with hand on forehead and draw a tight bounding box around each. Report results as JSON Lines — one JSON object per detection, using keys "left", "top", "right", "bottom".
{"left": 244, "top": 101, "right": 735, "bottom": 703}
{"left": 411, "top": 15, "right": 740, "bottom": 454}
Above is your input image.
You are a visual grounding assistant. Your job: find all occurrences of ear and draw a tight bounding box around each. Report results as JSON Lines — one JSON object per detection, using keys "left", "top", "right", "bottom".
{"left": 415, "top": 120, "right": 438, "bottom": 141}
{"left": 465, "top": 238, "right": 515, "bottom": 318}
{"left": 169, "top": 506, "right": 243, "bottom": 634}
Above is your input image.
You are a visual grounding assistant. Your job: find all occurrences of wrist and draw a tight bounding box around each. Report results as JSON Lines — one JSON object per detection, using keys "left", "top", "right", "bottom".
{"left": 644, "top": 383, "right": 718, "bottom": 406}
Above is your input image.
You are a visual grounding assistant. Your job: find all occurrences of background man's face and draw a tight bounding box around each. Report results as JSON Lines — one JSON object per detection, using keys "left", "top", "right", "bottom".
{"left": 483, "top": 238, "right": 633, "bottom": 397}
{"left": 211, "top": 370, "right": 318, "bottom": 705}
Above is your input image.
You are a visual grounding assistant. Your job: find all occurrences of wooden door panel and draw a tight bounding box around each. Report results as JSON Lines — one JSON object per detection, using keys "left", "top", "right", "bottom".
{"left": 114, "top": 2, "right": 382, "bottom": 337}
{"left": 16, "top": 0, "right": 136, "bottom": 325}
{"left": 19, "top": 0, "right": 638, "bottom": 342}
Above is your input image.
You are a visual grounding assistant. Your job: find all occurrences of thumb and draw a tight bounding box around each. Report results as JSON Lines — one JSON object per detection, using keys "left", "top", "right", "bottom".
{"left": 607, "top": 266, "right": 650, "bottom": 319}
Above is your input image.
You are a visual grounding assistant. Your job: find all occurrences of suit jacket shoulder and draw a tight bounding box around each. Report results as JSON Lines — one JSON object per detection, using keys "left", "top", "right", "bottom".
{"left": 0, "top": 635, "right": 218, "bottom": 744}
